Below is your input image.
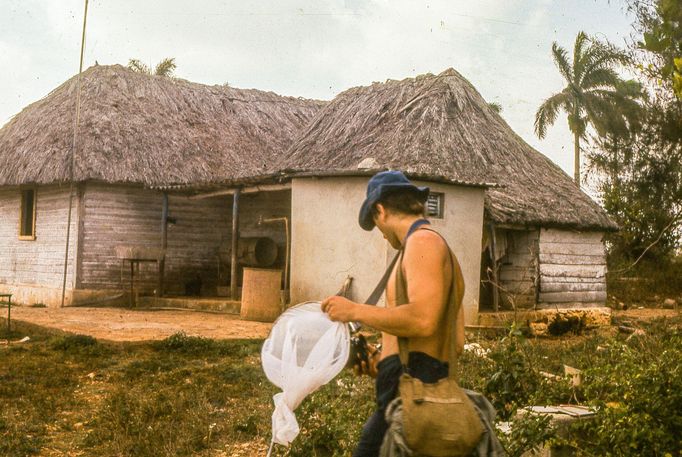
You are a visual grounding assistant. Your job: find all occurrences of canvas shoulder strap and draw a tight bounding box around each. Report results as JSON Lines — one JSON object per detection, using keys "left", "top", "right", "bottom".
{"left": 364, "top": 251, "right": 401, "bottom": 305}
{"left": 395, "top": 228, "right": 464, "bottom": 379}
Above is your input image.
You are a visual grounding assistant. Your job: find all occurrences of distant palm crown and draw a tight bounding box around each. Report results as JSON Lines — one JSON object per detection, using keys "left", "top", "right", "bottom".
{"left": 534, "top": 32, "right": 643, "bottom": 186}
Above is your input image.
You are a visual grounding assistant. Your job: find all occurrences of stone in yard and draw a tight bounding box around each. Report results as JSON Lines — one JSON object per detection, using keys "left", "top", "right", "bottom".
{"left": 663, "top": 298, "right": 677, "bottom": 309}
{"left": 529, "top": 322, "right": 548, "bottom": 337}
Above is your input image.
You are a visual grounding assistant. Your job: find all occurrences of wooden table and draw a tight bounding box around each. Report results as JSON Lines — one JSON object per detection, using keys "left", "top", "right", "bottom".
{"left": 0, "top": 293, "right": 12, "bottom": 342}
{"left": 120, "top": 258, "right": 159, "bottom": 307}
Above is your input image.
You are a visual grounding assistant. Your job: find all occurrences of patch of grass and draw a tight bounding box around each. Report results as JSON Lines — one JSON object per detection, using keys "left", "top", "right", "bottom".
{"left": 84, "top": 385, "right": 219, "bottom": 456}
{"left": 1, "top": 315, "right": 680, "bottom": 456}
{"left": 0, "top": 414, "right": 45, "bottom": 457}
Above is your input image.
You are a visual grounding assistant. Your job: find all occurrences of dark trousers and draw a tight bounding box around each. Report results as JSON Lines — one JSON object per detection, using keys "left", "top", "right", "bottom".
{"left": 352, "top": 352, "right": 449, "bottom": 457}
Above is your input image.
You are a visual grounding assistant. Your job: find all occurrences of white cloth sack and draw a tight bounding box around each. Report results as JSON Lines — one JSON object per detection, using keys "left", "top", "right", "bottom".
{"left": 261, "top": 301, "right": 350, "bottom": 446}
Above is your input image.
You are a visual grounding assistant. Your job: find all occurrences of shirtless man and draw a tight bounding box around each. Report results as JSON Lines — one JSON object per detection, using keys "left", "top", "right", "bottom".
{"left": 321, "top": 170, "right": 465, "bottom": 457}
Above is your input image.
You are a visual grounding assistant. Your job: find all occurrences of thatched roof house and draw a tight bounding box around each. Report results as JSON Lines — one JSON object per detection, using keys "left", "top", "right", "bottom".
{"left": 0, "top": 64, "right": 323, "bottom": 187}
{"left": 0, "top": 65, "right": 612, "bottom": 317}
{"left": 281, "top": 69, "right": 614, "bottom": 312}
{"left": 0, "top": 65, "right": 324, "bottom": 309}
{"left": 281, "top": 68, "right": 616, "bottom": 232}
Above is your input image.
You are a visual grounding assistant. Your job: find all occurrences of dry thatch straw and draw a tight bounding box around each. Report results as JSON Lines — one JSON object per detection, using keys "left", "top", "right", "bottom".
{"left": 281, "top": 68, "right": 617, "bottom": 231}
{"left": 0, "top": 64, "right": 323, "bottom": 187}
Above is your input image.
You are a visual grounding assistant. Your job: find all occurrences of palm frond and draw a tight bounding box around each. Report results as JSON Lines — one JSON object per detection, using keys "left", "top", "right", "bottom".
{"left": 583, "top": 89, "right": 643, "bottom": 136}
{"left": 572, "top": 32, "right": 590, "bottom": 80}
{"left": 577, "top": 39, "right": 629, "bottom": 85}
{"left": 581, "top": 68, "right": 623, "bottom": 89}
{"left": 551, "top": 42, "right": 573, "bottom": 84}
{"left": 583, "top": 94, "right": 625, "bottom": 136}
{"left": 127, "top": 59, "right": 151, "bottom": 74}
{"left": 154, "top": 58, "right": 177, "bottom": 77}
{"left": 534, "top": 90, "right": 571, "bottom": 139}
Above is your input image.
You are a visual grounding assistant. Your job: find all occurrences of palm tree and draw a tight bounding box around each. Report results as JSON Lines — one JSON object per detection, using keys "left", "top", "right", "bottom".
{"left": 127, "top": 57, "right": 177, "bottom": 77}
{"left": 535, "top": 32, "right": 642, "bottom": 187}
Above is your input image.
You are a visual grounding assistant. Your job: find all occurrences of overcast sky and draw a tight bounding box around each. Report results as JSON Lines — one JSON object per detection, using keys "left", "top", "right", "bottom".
{"left": 2, "top": 0, "right": 634, "bottom": 182}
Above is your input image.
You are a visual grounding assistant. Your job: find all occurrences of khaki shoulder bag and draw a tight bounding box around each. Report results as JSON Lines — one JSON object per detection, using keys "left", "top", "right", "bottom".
{"left": 387, "top": 240, "right": 484, "bottom": 457}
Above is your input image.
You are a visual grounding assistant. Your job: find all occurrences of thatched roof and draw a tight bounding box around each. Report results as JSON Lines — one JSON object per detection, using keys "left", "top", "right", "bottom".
{"left": 280, "top": 68, "right": 617, "bottom": 231}
{"left": 0, "top": 64, "right": 323, "bottom": 187}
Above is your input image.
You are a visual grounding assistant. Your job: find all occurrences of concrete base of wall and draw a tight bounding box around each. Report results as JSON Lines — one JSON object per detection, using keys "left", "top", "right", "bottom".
{"left": 137, "top": 296, "right": 241, "bottom": 314}
{"left": 478, "top": 307, "right": 612, "bottom": 331}
{"left": 0, "top": 284, "right": 75, "bottom": 307}
{"left": 0, "top": 286, "right": 130, "bottom": 308}
{"left": 72, "top": 289, "right": 129, "bottom": 307}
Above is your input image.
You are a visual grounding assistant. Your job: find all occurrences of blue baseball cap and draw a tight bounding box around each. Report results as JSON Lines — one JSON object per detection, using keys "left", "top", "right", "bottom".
{"left": 358, "top": 171, "right": 429, "bottom": 231}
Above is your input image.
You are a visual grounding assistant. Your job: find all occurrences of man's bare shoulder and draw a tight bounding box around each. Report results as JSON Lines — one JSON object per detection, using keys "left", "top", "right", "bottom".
{"left": 404, "top": 229, "right": 449, "bottom": 260}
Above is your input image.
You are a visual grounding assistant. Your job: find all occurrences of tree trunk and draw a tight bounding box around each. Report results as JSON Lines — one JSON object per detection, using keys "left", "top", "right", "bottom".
{"left": 574, "top": 130, "right": 581, "bottom": 188}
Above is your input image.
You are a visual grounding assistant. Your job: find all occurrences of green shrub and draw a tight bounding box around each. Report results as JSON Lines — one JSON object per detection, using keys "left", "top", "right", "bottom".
{"left": 568, "top": 327, "right": 682, "bottom": 456}
{"left": 154, "top": 332, "right": 214, "bottom": 352}
{"left": 50, "top": 334, "right": 97, "bottom": 351}
{"left": 482, "top": 327, "right": 545, "bottom": 419}
{"left": 153, "top": 332, "right": 261, "bottom": 358}
{"left": 271, "top": 370, "right": 374, "bottom": 457}
{"left": 498, "top": 412, "right": 554, "bottom": 457}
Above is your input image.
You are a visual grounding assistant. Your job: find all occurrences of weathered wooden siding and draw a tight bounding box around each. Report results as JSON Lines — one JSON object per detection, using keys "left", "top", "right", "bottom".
{"left": 538, "top": 228, "right": 607, "bottom": 306}
{"left": 79, "top": 184, "right": 291, "bottom": 296}
{"left": 0, "top": 185, "right": 78, "bottom": 304}
{"left": 164, "top": 193, "right": 233, "bottom": 294}
{"left": 79, "top": 184, "right": 161, "bottom": 292}
{"left": 497, "top": 229, "right": 538, "bottom": 309}
{"left": 79, "top": 183, "right": 233, "bottom": 295}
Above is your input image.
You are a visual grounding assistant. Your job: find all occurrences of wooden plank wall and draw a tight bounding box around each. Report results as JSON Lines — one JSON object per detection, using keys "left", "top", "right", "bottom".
{"left": 497, "top": 229, "right": 539, "bottom": 309}
{"left": 538, "top": 228, "right": 607, "bottom": 305}
{"left": 79, "top": 184, "right": 291, "bottom": 296}
{"left": 163, "top": 193, "right": 232, "bottom": 294}
{"left": 79, "top": 183, "right": 232, "bottom": 295}
{"left": 0, "top": 185, "right": 78, "bottom": 289}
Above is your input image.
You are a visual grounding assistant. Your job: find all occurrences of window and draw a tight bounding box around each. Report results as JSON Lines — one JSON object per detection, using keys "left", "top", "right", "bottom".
{"left": 19, "top": 189, "right": 36, "bottom": 240}
{"left": 426, "top": 192, "right": 444, "bottom": 219}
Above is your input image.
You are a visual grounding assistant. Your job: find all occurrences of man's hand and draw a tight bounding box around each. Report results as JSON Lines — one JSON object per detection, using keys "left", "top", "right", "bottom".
{"left": 321, "top": 295, "right": 358, "bottom": 323}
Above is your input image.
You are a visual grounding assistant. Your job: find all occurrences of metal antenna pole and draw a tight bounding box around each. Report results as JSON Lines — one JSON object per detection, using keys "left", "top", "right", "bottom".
{"left": 61, "top": 0, "right": 89, "bottom": 307}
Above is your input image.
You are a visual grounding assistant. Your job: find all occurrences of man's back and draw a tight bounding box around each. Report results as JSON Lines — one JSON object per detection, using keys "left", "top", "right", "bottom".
{"left": 381, "top": 227, "right": 465, "bottom": 363}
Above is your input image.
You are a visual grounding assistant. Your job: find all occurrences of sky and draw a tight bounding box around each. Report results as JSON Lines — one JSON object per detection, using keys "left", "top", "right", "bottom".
{"left": 1, "top": 0, "right": 636, "bottom": 183}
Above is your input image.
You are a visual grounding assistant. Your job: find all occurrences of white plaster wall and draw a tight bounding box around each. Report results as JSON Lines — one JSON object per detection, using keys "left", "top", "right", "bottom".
{"left": 290, "top": 177, "right": 485, "bottom": 324}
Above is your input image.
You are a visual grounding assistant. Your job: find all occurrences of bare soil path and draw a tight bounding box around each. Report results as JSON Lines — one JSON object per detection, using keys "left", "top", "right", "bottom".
{"left": 9, "top": 306, "right": 273, "bottom": 341}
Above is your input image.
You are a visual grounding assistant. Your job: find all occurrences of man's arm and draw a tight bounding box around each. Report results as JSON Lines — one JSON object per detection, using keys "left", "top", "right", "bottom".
{"left": 322, "top": 230, "right": 450, "bottom": 338}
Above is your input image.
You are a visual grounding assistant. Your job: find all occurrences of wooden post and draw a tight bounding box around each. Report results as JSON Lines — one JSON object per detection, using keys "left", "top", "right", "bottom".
{"left": 130, "top": 261, "right": 135, "bottom": 307}
{"left": 230, "top": 189, "right": 241, "bottom": 300}
{"left": 534, "top": 234, "right": 541, "bottom": 307}
{"left": 6, "top": 295, "right": 11, "bottom": 344}
{"left": 489, "top": 224, "right": 500, "bottom": 312}
{"left": 158, "top": 193, "right": 168, "bottom": 297}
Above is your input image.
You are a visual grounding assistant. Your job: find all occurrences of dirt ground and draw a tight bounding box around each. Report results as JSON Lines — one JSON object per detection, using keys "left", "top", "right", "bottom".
{"left": 8, "top": 305, "right": 273, "bottom": 341}
{"left": 6, "top": 304, "right": 677, "bottom": 343}
{"left": 613, "top": 307, "right": 679, "bottom": 320}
